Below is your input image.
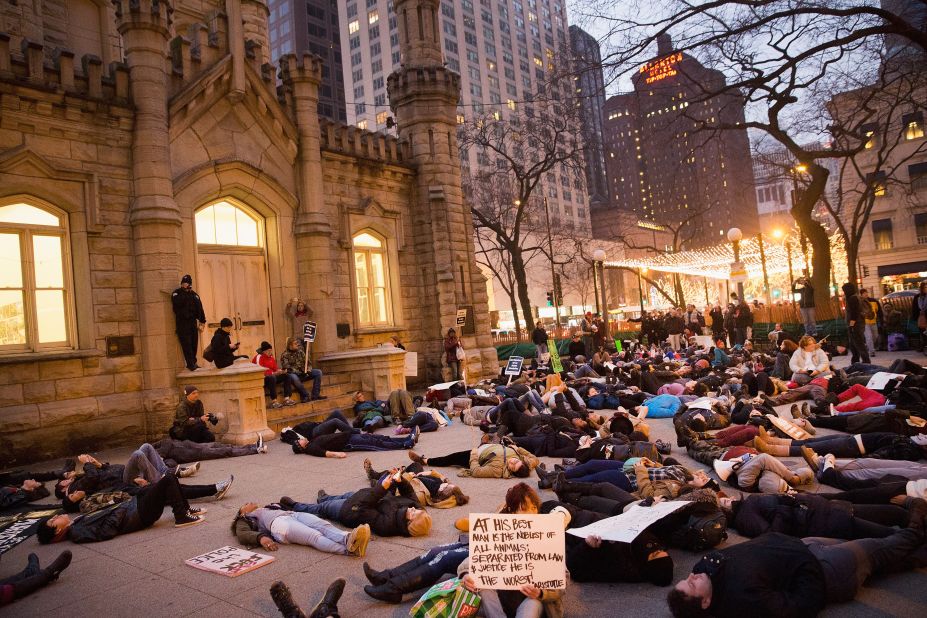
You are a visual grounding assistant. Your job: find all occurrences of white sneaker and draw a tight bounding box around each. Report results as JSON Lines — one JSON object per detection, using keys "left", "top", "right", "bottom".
{"left": 214, "top": 475, "right": 234, "bottom": 501}
{"left": 177, "top": 461, "right": 200, "bottom": 478}
{"left": 271, "top": 401, "right": 283, "bottom": 409}
{"left": 823, "top": 454, "right": 836, "bottom": 469}
{"left": 283, "top": 398, "right": 297, "bottom": 407}
{"left": 257, "top": 445, "right": 268, "bottom": 454}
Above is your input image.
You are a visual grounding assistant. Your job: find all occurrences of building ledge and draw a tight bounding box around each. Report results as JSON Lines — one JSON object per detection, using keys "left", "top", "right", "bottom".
{"left": 320, "top": 346, "right": 406, "bottom": 362}
{"left": 0, "top": 348, "right": 104, "bottom": 366}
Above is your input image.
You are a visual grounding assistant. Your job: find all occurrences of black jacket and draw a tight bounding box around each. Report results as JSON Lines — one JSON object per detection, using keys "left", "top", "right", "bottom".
{"left": 171, "top": 287, "right": 206, "bottom": 329}
{"left": 664, "top": 315, "right": 685, "bottom": 335}
{"left": 337, "top": 483, "right": 418, "bottom": 536}
{"left": 709, "top": 308, "right": 724, "bottom": 333}
{"left": 68, "top": 500, "right": 143, "bottom": 543}
{"left": 731, "top": 493, "right": 856, "bottom": 540}
{"left": 703, "top": 533, "right": 827, "bottom": 618}
{"left": 532, "top": 326, "right": 548, "bottom": 346}
{"left": 793, "top": 280, "right": 815, "bottom": 309}
{"left": 842, "top": 282, "right": 864, "bottom": 329}
{"left": 734, "top": 302, "right": 753, "bottom": 328}
{"left": 912, "top": 293, "right": 927, "bottom": 321}
{"left": 210, "top": 328, "right": 237, "bottom": 369}
{"left": 568, "top": 340, "right": 586, "bottom": 359}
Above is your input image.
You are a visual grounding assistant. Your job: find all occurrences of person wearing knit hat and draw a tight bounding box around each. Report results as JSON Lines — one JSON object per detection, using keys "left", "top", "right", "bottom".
{"left": 171, "top": 274, "right": 206, "bottom": 372}
{"left": 170, "top": 383, "right": 215, "bottom": 443}
{"left": 208, "top": 318, "right": 245, "bottom": 369}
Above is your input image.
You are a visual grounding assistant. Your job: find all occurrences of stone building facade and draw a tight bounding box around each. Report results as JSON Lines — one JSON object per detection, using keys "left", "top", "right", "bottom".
{"left": 0, "top": 0, "right": 497, "bottom": 466}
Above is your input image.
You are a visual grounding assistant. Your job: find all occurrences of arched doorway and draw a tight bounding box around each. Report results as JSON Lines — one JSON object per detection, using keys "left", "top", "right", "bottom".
{"left": 194, "top": 200, "right": 272, "bottom": 360}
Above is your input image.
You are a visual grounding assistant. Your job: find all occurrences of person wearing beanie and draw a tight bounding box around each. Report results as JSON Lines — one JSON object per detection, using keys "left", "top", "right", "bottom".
{"left": 170, "top": 384, "right": 215, "bottom": 443}
{"left": 667, "top": 529, "right": 924, "bottom": 618}
{"left": 171, "top": 274, "right": 207, "bottom": 371}
{"left": 284, "top": 474, "right": 431, "bottom": 538}
{"left": 209, "top": 317, "right": 245, "bottom": 369}
{"left": 0, "top": 551, "right": 72, "bottom": 607}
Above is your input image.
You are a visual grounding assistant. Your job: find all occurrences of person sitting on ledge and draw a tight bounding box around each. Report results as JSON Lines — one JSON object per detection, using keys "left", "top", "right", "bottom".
{"left": 170, "top": 385, "right": 217, "bottom": 443}
{"left": 278, "top": 337, "right": 326, "bottom": 403}
{"left": 253, "top": 341, "right": 307, "bottom": 409}
{"left": 209, "top": 317, "right": 247, "bottom": 369}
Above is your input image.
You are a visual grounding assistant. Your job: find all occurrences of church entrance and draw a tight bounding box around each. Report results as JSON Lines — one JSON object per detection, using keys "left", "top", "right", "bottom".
{"left": 194, "top": 200, "right": 272, "bottom": 361}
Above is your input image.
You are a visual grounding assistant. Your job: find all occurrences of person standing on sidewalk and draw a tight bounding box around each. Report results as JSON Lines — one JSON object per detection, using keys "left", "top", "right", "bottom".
{"left": 860, "top": 289, "right": 882, "bottom": 356}
{"left": 172, "top": 274, "right": 207, "bottom": 372}
{"left": 843, "top": 282, "right": 871, "bottom": 365}
{"left": 793, "top": 274, "right": 817, "bottom": 337}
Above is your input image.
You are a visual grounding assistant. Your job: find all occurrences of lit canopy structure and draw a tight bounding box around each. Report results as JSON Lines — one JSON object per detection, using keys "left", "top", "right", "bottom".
{"left": 604, "top": 233, "right": 847, "bottom": 282}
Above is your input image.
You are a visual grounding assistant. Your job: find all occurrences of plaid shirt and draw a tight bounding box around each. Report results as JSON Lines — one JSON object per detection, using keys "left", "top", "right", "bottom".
{"left": 625, "top": 464, "right": 691, "bottom": 491}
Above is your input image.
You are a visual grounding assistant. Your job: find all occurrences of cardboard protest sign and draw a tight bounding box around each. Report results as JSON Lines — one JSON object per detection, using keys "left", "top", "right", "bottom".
{"left": 302, "top": 321, "right": 317, "bottom": 343}
{"left": 0, "top": 508, "right": 60, "bottom": 555}
{"left": 567, "top": 501, "right": 689, "bottom": 543}
{"left": 546, "top": 339, "right": 563, "bottom": 373}
{"left": 456, "top": 309, "right": 468, "bottom": 326}
{"left": 866, "top": 372, "right": 906, "bottom": 391}
{"left": 185, "top": 546, "right": 275, "bottom": 577}
{"left": 468, "top": 513, "right": 566, "bottom": 591}
{"left": 404, "top": 351, "right": 418, "bottom": 376}
{"left": 614, "top": 338, "right": 623, "bottom": 352}
{"left": 504, "top": 356, "right": 524, "bottom": 376}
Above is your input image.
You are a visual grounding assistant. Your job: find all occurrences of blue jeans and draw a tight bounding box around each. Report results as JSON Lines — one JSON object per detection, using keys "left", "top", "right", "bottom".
{"left": 800, "top": 307, "right": 817, "bottom": 336}
{"left": 291, "top": 491, "right": 353, "bottom": 520}
{"left": 521, "top": 390, "right": 545, "bottom": 413}
{"left": 123, "top": 443, "right": 170, "bottom": 483}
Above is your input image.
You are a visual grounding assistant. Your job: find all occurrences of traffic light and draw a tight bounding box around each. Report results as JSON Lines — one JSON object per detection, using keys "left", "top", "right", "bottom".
{"left": 546, "top": 291, "right": 553, "bottom": 306}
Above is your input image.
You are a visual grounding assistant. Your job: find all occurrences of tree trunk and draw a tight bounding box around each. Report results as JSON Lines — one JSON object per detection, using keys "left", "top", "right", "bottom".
{"left": 510, "top": 246, "right": 536, "bottom": 332}
{"left": 674, "top": 274, "right": 685, "bottom": 307}
{"left": 790, "top": 164, "right": 835, "bottom": 320}
{"left": 846, "top": 242, "right": 859, "bottom": 286}
{"left": 506, "top": 288, "right": 523, "bottom": 341}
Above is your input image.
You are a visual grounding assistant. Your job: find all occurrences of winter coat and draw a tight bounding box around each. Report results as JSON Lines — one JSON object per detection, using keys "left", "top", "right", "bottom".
{"left": 68, "top": 500, "right": 142, "bottom": 543}
{"left": 793, "top": 280, "right": 815, "bottom": 309}
{"left": 709, "top": 308, "right": 725, "bottom": 334}
{"left": 444, "top": 336, "right": 460, "bottom": 363}
{"left": 789, "top": 348, "right": 830, "bottom": 374}
{"left": 532, "top": 326, "right": 548, "bottom": 346}
{"left": 459, "top": 443, "right": 539, "bottom": 478}
{"left": 171, "top": 287, "right": 205, "bottom": 329}
{"left": 664, "top": 315, "right": 685, "bottom": 335}
{"left": 210, "top": 328, "right": 237, "bottom": 369}
{"left": 734, "top": 302, "right": 753, "bottom": 328}
{"left": 233, "top": 513, "right": 273, "bottom": 547}
{"left": 700, "top": 533, "right": 827, "bottom": 618}
{"left": 1, "top": 485, "right": 49, "bottom": 510}
{"left": 731, "top": 493, "right": 856, "bottom": 539}
{"left": 337, "top": 483, "right": 418, "bottom": 537}
{"left": 842, "top": 282, "right": 864, "bottom": 329}
{"left": 171, "top": 398, "right": 206, "bottom": 440}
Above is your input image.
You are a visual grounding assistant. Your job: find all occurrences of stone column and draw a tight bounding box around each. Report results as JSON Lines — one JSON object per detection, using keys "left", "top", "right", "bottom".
{"left": 280, "top": 54, "right": 338, "bottom": 356}
{"left": 114, "top": 0, "right": 184, "bottom": 434}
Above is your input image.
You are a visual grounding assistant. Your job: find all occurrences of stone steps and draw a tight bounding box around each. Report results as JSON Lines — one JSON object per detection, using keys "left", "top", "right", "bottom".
{"left": 266, "top": 392, "right": 359, "bottom": 433}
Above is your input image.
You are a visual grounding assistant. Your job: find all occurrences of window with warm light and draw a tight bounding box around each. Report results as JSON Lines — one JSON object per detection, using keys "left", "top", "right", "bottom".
{"left": 357, "top": 119, "right": 368, "bottom": 130}
{"left": 368, "top": 10, "right": 378, "bottom": 24}
{"left": 195, "top": 201, "right": 261, "bottom": 247}
{"left": 0, "top": 202, "right": 74, "bottom": 351}
{"left": 353, "top": 231, "right": 391, "bottom": 326}
{"left": 348, "top": 19, "right": 360, "bottom": 33}
{"left": 904, "top": 112, "right": 924, "bottom": 140}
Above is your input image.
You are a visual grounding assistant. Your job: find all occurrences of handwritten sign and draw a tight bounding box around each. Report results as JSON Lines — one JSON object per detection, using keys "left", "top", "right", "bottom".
{"left": 0, "top": 508, "right": 60, "bottom": 555}
{"left": 547, "top": 339, "right": 563, "bottom": 373}
{"left": 303, "top": 321, "right": 317, "bottom": 343}
{"left": 185, "top": 546, "right": 275, "bottom": 577}
{"left": 456, "top": 309, "right": 468, "bottom": 326}
{"left": 568, "top": 501, "right": 689, "bottom": 543}
{"left": 468, "top": 513, "right": 566, "bottom": 591}
{"left": 866, "top": 372, "right": 906, "bottom": 391}
{"left": 504, "top": 356, "right": 524, "bottom": 376}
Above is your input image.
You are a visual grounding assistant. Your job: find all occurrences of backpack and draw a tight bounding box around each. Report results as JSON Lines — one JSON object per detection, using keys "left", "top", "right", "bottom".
{"left": 202, "top": 344, "right": 215, "bottom": 362}
{"left": 668, "top": 509, "right": 728, "bottom": 551}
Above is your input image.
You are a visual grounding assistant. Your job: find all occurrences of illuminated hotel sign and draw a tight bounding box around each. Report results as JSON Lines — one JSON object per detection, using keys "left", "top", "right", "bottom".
{"left": 639, "top": 52, "right": 683, "bottom": 84}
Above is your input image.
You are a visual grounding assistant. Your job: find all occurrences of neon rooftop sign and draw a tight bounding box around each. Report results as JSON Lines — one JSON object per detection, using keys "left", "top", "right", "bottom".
{"left": 640, "top": 52, "right": 683, "bottom": 84}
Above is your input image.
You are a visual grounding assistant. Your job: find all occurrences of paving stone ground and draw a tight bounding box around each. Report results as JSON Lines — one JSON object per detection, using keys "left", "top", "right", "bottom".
{"left": 3, "top": 351, "right": 927, "bottom": 617}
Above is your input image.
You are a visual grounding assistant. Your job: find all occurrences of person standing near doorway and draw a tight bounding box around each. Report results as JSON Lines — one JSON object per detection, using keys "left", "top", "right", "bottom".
{"left": 444, "top": 328, "right": 461, "bottom": 381}
{"left": 172, "top": 274, "right": 206, "bottom": 371}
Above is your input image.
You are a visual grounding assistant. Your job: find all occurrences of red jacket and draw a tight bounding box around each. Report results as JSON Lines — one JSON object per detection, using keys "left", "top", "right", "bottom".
{"left": 252, "top": 353, "right": 278, "bottom": 376}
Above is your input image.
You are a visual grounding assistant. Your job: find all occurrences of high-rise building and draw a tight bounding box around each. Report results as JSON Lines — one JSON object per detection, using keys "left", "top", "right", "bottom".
{"left": 595, "top": 34, "right": 758, "bottom": 246}
{"left": 268, "top": 0, "right": 348, "bottom": 122}
{"left": 569, "top": 25, "right": 608, "bottom": 208}
{"left": 337, "top": 0, "right": 591, "bottom": 231}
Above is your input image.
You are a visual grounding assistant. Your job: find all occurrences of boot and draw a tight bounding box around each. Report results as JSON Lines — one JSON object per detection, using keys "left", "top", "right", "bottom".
{"left": 408, "top": 451, "right": 426, "bottom": 466}
{"left": 270, "top": 581, "right": 308, "bottom": 618}
{"left": 44, "top": 550, "right": 72, "bottom": 581}
{"left": 8, "top": 550, "right": 72, "bottom": 602}
{"left": 450, "top": 486, "right": 469, "bottom": 505}
{"left": 310, "top": 578, "right": 346, "bottom": 618}
{"left": 363, "top": 564, "right": 430, "bottom": 603}
{"left": 790, "top": 404, "right": 801, "bottom": 419}
{"left": 536, "top": 466, "right": 558, "bottom": 490}
{"left": 754, "top": 437, "right": 790, "bottom": 457}
{"left": 363, "top": 562, "right": 389, "bottom": 586}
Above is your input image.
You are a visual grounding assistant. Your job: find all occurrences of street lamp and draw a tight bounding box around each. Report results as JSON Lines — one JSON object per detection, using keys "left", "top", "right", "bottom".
{"left": 593, "top": 248, "right": 609, "bottom": 338}
{"left": 727, "top": 227, "right": 745, "bottom": 302}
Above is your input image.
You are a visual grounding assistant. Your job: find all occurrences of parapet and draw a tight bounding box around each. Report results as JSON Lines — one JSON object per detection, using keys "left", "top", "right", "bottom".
{"left": 319, "top": 118, "right": 408, "bottom": 166}
{"left": 0, "top": 33, "right": 130, "bottom": 104}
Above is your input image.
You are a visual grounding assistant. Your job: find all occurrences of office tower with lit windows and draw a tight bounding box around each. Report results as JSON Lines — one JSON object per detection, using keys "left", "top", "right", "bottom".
{"left": 569, "top": 25, "right": 609, "bottom": 208}
{"left": 268, "top": 0, "right": 348, "bottom": 122}
{"left": 335, "top": 0, "right": 591, "bottom": 230}
{"left": 597, "top": 34, "right": 758, "bottom": 246}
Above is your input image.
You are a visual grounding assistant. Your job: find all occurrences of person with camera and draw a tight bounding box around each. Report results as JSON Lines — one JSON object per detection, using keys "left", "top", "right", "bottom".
{"left": 793, "top": 273, "right": 817, "bottom": 337}
{"left": 171, "top": 385, "right": 217, "bottom": 443}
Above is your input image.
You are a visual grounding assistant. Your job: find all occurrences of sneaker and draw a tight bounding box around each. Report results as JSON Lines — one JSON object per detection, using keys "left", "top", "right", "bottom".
{"left": 256, "top": 434, "right": 264, "bottom": 450}
{"left": 408, "top": 451, "right": 426, "bottom": 465}
{"left": 176, "top": 461, "right": 200, "bottom": 478}
{"left": 347, "top": 524, "right": 371, "bottom": 557}
{"left": 822, "top": 453, "right": 836, "bottom": 469}
{"left": 214, "top": 475, "right": 234, "bottom": 501}
{"left": 318, "top": 489, "right": 328, "bottom": 502}
{"left": 271, "top": 401, "right": 284, "bottom": 409}
{"left": 411, "top": 426, "right": 420, "bottom": 444}
{"left": 175, "top": 513, "right": 205, "bottom": 528}
{"left": 394, "top": 426, "right": 412, "bottom": 435}
{"left": 800, "top": 446, "right": 820, "bottom": 472}
{"left": 187, "top": 506, "right": 208, "bottom": 516}
{"left": 282, "top": 426, "right": 293, "bottom": 434}
{"left": 257, "top": 445, "right": 268, "bottom": 454}
{"left": 283, "top": 398, "right": 297, "bottom": 407}
{"left": 279, "top": 496, "right": 296, "bottom": 510}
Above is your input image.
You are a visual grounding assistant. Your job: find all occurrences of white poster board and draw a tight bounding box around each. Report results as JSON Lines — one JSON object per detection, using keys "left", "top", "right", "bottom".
{"left": 504, "top": 356, "right": 524, "bottom": 376}
{"left": 866, "top": 372, "right": 906, "bottom": 391}
{"left": 469, "top": 513, "right": 566, "bottom": 590}
{"left": 567, "top": 501, "right": 689, "bottom": 543}
{"left": 694, "top": 335, "right": 714, "bottom": 349}
{"left": 403, "top": 351, "right": 418, "bottom": 376}
{"left": 185, "top": 546, "right": 275, "bottom": 577}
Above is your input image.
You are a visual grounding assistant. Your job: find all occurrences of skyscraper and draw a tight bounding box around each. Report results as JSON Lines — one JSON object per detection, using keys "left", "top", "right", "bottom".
{"left": 337, "top": 0, "right": 590, "bottom": 230}
{"left": 569, "top": 25, "right": 609, "bottom": 208}
{"left": 596, "top": 34, "right": 758, "bottom": 246}
{"left": 268, "top": 0, "right": 348, "bottom": 122}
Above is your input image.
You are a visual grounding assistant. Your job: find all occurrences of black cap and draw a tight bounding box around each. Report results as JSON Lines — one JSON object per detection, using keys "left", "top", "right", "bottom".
{"left": 257, "top": 341, "right": 273, "bottom": 353}
{"left": 181, "top": 274, "right": 193, "bottom": 285}
{"left": 220, "top": 317, "right": 233, "bottom": 327}
{"left": 184, "top": 385, "right": 198, "bottom": 396}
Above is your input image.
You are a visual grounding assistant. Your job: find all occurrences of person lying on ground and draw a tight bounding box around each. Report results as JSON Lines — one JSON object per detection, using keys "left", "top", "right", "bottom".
{"left": 153, "top": 434, "right": 266, "bottom": 468}
{"left": 407, "top": 441, "right": 538, "bottom": 478}
{"left": 281, "top": 424, "right": 419, "bottom": 458}
{"left": 352, "top": 391, "right": 389, "bottom": 432}
{"left": 713, "top": 452, "right": 814, "bottom": 495}
{"left": 233, "top": 502, "right": 370, "bottom": 557}
{"left": 1, "top": 478, "right": 50, "bottom": 513}
{"left": 807, "top": 453, "right": 927, "bottom": 489}
{"left": 361, "top": 540, "right": 469, "bottom": 603}
{"left": 754, "top": 429, "right": 927, "bottom": 462}
{"left": 0, "top": 551, "right": 72, "bottom": 608}
{"left": 667, "top": 529, "right": 925, "bottom": 618}
{"left": 37, "top": 473, "right": 213, "bottom": 543}
{"left": 280, "top": 474, "right": 432, "bottom": 538}
{"left": 363, "top": 459, "right": 469, "bottom": 507}
{"left": 270, "top": 578, "right": 346, "bottom": 618}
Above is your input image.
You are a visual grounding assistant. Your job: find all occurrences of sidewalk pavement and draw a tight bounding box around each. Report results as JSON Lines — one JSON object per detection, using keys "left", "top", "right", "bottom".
{"left": 2, "top": 351, "right": 926, "bottom": 617}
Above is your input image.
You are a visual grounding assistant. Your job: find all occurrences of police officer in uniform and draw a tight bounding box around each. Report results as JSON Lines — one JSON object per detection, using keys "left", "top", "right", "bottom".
{"left": 172, "top": 274, "right": 206, "bottom": 371}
